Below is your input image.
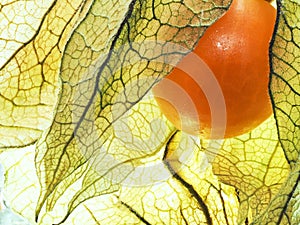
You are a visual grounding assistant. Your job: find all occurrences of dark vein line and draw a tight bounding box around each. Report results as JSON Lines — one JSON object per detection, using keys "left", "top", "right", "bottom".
{"left": 120, "top": 200, "right": 152, "bottom": 225}
{"left": 269, "top": 0, "right": 282, "bottom": 92}
{"left": 36, "top": 0, "right": 138, "bottom": 221}
{"left": 151, "top": 0, "right": 157, "bottom": 20}
{"left": 82, "top": 205, "right": 101, "bottom": 225}
{"left": 165, "top": 163, "right": 213, "bottom": 225}
{"left": 280, "top": 1, "right": 300, "bottom": 49}
{"left": 163, "top": 132, "right": 213, "bottom": 223}
{"left": 245, "top": 217, "right": 249, "bottom": 225}
{"left": 57, "top": 0, "right": 137, "bottom": 160}
{"left": 269, "top": 0, "right": 290, "bottom": 163}
{"left": 217, "top": 186, "right": 230, "bottom": 225}
{"left": 55, "top": 189, "right": 118, "bottom": 225}
{"left": 0, "top": 0, "right": 58, "bottom": 70}
{"left": 235, "top": 188, "right": 240, "bottom": 203}
{"left": 277, "top": 171, "right": 300, "bottom": 225}
{"left": 0, "top": 139, "right": 37, "bottom": 149}
{"left": 0, "top": 123, "right": 42, "bottom": 131}
{"left": 163, "top": 135, "right": 212, "bottom": 225}
{"left": 273, "top": 70, "right": 300, "bottom": 96}
{"left": 275, "top": 106, "right": 300, "bottom": 128}
{"left": 53, "top": 119, "right": 176, "bottom": 223}
{"left": 0, "top": 0, "right": 19, "bottom": 8}
{"left": 271, "top": 37, "right": 300, "bottom": 74}
{"left": 162, "top": 131, "right": 180, "bottom": 160}
{"left": 180, "top": 208, "right": 188, "bottom": 225}
{"left": 284, "top": 211, "right": 292, "bottom": 225}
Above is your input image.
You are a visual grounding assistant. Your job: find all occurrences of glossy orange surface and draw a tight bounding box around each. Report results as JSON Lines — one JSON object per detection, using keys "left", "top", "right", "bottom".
{"left": 153, "top": 0, "right": 276, "bottom": 139}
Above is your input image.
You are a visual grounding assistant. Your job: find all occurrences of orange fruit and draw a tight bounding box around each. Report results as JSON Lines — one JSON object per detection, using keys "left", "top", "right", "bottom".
{"left": 152, "top": 0, "right": 276, "bottom": 139}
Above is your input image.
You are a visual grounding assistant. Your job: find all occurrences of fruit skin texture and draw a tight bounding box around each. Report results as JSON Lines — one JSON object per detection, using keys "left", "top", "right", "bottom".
{"left": 152, "top": 0, "right": 276, "bottom": 139}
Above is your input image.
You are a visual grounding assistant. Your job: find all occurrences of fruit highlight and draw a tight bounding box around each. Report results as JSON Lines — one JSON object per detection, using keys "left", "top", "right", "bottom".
{"left": 153, "top": 0, "right": 276, "bottom": 139}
